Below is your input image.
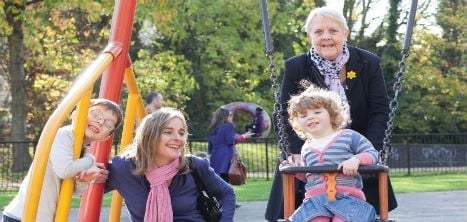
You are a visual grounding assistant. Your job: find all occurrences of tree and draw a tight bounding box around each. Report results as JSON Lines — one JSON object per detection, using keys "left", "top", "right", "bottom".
{"left": 143, "top": 0, "right": 284, "bottom": 137}
{"left": 1, "top": 0, "right": 115, "bottom": 171}
{"left": 1, "top": 0, "right": 466, "bottom": 152}
{"left": 435, "top": 0, "right": 465, "bottom": 75}
{"left": 380, "top": 0, "right": 402, "bottom": 95}
{"left": 2, "top": 0, "right": 32, "bottom": 172}
{"left": 396, "top": 0, "right": 467, "bottom": 133}
{"left": 25, "top": 4, "right": 113, "bottom": 138}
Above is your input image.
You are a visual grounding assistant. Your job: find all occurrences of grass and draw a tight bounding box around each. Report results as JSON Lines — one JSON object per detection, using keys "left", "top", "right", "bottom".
{"left": 1, "top": 173, "right": 466, "bottom": 209}
{"left": 233, "top": 173, "right": 467, "bottom": 201}
{"left": 390, "top": 173, "right": 467, "bottom": 193}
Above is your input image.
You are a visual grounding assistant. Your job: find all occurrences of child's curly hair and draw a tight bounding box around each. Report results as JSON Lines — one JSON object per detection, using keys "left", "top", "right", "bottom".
{"left": 287, "top": 84, "right": 349, "bottom": 140}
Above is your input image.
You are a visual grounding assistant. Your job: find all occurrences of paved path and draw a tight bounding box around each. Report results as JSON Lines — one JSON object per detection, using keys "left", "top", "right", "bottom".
{"left": 4, "top": 190, "right": 467, "bottom": 221}
{"left": 236, "top": 190, "right": 467, "bottom": 221}
{"left": 389, "top": 190, "right": 467, "bottom": 222}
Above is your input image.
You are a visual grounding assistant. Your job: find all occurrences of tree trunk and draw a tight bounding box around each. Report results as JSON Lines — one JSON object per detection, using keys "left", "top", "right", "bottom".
{"left": 5, "top": 0, "right": 32, "bottom": 172}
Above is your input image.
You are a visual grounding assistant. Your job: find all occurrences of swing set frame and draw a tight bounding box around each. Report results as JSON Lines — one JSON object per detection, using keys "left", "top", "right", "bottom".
{"left": 260, "top": 0, "right": 418, "bottom": 221}
{"left": 20, "top": 0, "right": 417, "bottom": 221}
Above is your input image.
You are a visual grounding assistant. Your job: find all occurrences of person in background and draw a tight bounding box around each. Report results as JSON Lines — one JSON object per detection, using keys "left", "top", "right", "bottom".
{"left": 245, "top": 107, "right": 265, "bottom": 138}
{"left": 194, "top": 151, "right": 209, "bottom": 161}
{"left": 145, "top": 92, "right": 164, "bottom": 114}
{"left": 106, "top": 107, "right": 235, "bottom": 221}
{"left": 281, "top": 85, "right": 378, "bottom": 222}
{"left": 207, "top": 108, "right": 253, "bottom": 183}
{"left": 3, "top": 99, "right": 123, "bottom": 222}
{"left": 265, "top": 6, "right": 397, "bottom": 221}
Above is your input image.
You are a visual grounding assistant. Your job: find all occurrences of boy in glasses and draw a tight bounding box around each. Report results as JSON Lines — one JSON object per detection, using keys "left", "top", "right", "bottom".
{"left": 3, "top": 99, "right": 123, "bottom": 222}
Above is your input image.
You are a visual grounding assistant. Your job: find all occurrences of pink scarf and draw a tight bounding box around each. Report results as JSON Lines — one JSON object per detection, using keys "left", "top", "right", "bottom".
{"left": 144, "top": 158, "right": 180, "bottom": 222}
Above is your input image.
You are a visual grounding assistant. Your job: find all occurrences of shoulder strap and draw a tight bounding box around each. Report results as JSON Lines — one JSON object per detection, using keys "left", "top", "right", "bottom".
{"left": 188, "top": 156, "right": 209, "bottom": 193}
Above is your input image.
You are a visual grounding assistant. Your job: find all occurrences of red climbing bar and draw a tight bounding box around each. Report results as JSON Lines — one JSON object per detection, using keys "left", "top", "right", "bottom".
{"left": 77, "top": 0, "right": 137, "bottom": 221}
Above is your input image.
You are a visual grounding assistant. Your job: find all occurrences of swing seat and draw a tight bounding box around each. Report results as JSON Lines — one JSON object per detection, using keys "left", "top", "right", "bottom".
{"left": 280, "top": 165, "right": 395, "bottom": 222}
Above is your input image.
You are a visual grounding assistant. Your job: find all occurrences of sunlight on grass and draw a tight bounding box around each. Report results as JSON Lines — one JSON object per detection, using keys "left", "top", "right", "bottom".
{"left": 1, "top": 173, "right": 466, "bottom": 209}
{"left": 391, "top": 173, "right": 467, "bottom": 193}
{"left": 233, "top": 178, "right": 273, "bottom": 202}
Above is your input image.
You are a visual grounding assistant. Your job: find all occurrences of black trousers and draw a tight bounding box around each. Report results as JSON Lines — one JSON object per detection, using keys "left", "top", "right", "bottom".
{"left": 264, "top": 163, "right": 306, "bottom": 221}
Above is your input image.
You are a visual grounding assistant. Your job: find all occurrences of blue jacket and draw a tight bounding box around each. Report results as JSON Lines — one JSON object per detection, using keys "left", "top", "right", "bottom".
{"left": 106, "top": 155, "right": 236, "bottom": 222}
{"left": 208, "top": 122, "right": 238, "bottom": 175}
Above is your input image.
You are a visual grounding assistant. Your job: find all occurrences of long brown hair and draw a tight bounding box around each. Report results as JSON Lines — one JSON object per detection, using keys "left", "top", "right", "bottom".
{"left": 208, "top": 107, "right": 231, "bottom": 134}
{"left": 123, "top": 107, "right": 189, "bottom": 176}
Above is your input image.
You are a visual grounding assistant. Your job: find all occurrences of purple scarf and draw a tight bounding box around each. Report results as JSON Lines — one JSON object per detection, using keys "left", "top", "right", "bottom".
{"left": 309, "top": 42, "right": 350, "bottom": 105}
{"left": 309, "top": 43, "right": 351, "bottom": 121}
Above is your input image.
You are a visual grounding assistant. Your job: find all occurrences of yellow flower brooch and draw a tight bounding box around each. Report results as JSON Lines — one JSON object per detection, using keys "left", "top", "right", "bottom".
{"left": 346, "top": 70, "right": 357, "bottom": 80}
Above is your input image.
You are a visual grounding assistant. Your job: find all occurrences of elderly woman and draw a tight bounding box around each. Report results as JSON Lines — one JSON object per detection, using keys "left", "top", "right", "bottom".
{"left": 265, "top": 6, "right": 398, "bottom": 221}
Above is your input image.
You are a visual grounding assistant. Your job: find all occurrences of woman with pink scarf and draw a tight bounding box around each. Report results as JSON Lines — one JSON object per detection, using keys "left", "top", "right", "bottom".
{"left": 106, "top": 107, "right": 236, "bottom": 221}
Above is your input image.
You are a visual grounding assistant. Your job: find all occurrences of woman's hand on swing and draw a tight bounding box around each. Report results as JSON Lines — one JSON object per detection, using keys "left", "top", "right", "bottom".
{"left": 279, "top": 154, "right": 304, "bottom": 170}
{"left": 337, "top": 156, "right": 361, "bottom": 176}
{"left": 242, "top": 131, "right": 255, "bottom": 139}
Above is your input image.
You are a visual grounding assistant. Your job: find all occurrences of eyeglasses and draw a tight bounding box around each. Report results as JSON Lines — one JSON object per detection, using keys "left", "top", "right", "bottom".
{"left": 89, "top": 110, "right": 115, "bottom": 131}
{"left": 228, "top": 113, "right": 233, "bottom": 116}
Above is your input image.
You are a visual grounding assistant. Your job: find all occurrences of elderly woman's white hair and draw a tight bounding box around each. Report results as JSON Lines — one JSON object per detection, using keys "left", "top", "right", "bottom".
{"left": 303, "top": 7, "right": 349, "bottom": 33}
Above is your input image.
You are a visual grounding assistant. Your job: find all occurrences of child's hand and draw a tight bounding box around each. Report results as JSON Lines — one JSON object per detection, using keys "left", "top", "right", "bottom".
{"left": 290, "top": 154, "right": 304, "bottom": 166}
{"left": 279, "top": 160, "right": 295, "bottom": 170}
{"left": 337, "top": 156, "right": 361, "bottom": 176}
{"left": 75, "top": 162, "right": 109, "bottom": 183}
{"left": 279, "top": 154, "right": 304, "bottom": 170}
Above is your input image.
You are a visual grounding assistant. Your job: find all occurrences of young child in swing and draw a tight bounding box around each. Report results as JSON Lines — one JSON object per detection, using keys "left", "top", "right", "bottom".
{"left": 280, "top": 84, "right": 378, "bottom": 222}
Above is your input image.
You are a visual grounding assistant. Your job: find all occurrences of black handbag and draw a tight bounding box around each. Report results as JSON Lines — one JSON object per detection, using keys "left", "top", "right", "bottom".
{"left": 188, "top": 156, "right": 222, "bottom": 222}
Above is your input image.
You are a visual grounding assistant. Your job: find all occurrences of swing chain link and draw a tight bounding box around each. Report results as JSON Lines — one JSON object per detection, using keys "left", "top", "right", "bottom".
{"left": 380, "top": 49, "right": 410, "bottom": 166}
{"left": 266, "top": 50, "right": 292, "bottom": 161}
{"left": 260, "top": 0, "right": 292, "bottom": 161}
{"left": 262, "top": 0, "right": 416, "bottom": 166}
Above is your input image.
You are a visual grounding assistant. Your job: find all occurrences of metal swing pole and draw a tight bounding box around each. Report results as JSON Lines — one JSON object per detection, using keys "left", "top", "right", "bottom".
{"left": 260, "top": 0, "right": 291, "bottom": 160}
{"left": 260, "top": 2, "right": 299, "bottom": 216}
{"left": 381, "top": 0, "right": 418, "bottom": 166}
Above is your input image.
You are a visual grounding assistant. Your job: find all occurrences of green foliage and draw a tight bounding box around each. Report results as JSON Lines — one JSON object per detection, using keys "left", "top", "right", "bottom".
{"left": 137, "top": 0, "right": 282, "bottom": 137}
{"left": 396, "top": 28, "right": 467, "bottom": 133}
{"left": 0, "top": 0, "right": 466, "bottom": 140}
{"left": 20, "top": 2, "right": 113, "bottom": 138}
{"left": 134, "top": 49, "right": 195, "bottom": 110}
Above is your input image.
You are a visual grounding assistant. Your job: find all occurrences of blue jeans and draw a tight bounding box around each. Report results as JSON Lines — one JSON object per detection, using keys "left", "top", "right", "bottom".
{"left": 289, "top": 193, "right": 376, "bottom": 222}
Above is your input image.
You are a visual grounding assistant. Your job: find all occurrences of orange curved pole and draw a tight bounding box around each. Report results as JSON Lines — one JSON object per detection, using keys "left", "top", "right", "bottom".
{"left": 109, "top": 62, "right": 146, "bottom": 221}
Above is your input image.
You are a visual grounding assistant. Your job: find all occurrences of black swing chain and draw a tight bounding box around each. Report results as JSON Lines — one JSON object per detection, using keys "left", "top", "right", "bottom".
{"left": 261, "top": 0, "right": 417, "bottom": 166}
{"left": 266, "top": 49, "right": 292, "bottom": 161}
{"left": 260, "top": 0, "right": 292, "bottom": 161}
{"left": 380, "top": 0, "right": 418, "bottom": 166}
{"left": 380, "top": 50, "right": 409, "bottom": 166}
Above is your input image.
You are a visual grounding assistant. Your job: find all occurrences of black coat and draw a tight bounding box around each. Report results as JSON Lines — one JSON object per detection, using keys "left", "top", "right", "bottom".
{"left": 265, "top": 46, "right": 398, "bottom": 221}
